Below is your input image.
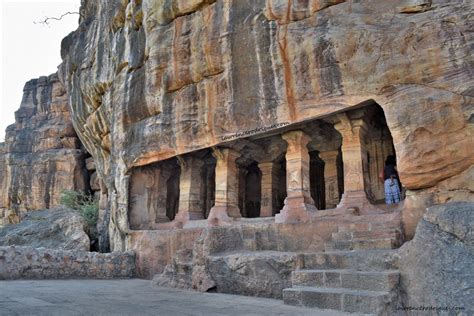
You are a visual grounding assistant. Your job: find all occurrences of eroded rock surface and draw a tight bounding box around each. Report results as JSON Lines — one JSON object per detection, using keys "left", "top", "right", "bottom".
{"left": 0, "top": 74, "right": 90, "bottom": 224}
{"left": 58, "top": 0, "right": 474, "bottom": 250}
{"left": 399, "top": 202, "right": 474, "bottom": 313}
{"left": 0, "top": 207, "right": 90, "bottom": 251}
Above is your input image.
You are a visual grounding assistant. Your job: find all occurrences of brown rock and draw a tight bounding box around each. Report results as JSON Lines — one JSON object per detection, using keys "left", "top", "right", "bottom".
{"left": 0, "top": 74, "right": 89, "bottom": 222}
{"left": 90, "top": 171, "right": 101, "bottom": 191}
{"left": 85, "top": 157, "right": 96, "bottom": 171}
{"left": 57, "top": 0, "right": 473, "bottom": 249}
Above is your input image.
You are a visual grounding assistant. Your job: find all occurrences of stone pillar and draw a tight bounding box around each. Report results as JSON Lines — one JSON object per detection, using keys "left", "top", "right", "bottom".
{"left": 334, "top": 116, "right": 375, "bottom": 212}
{"left": 207, "top": 148, "right": 240, "bottom": 225}
{"left": 258, "top": 161, "right": 278, "bottom": 217}
{"left": 238, "top": 167, "right": 248, "bottom": 217}
{"left": 175, "top": 156, "right": 205, "bottom": 224}
{"left": 276, "top": 130, "right": 316, "bottom": 223}
{"left": 155, "top": 168, "right": 171, "bottom": 223}
{"left": 319, "top": 150, "right": 340, "bottom": 209}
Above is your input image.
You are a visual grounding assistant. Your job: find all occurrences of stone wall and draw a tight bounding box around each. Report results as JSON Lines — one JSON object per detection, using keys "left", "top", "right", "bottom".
{"left": 129, "top": 228, "right": 204, "bottom": 279}
{"left": 131, "top": 217, "right": 350, "bottom": 279}
{"left": 0, "top": 246, "right": 136, "bottom": 280}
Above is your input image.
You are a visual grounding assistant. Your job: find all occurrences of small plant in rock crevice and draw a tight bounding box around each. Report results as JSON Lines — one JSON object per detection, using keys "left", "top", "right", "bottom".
{"left": 60, "top": 190, "right": 99, "bottom": 246}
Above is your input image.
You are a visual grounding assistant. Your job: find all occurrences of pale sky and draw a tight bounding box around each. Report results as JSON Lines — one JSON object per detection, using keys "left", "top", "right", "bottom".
{"left": 0, "top": 0, "right": 80, "bottom": 141}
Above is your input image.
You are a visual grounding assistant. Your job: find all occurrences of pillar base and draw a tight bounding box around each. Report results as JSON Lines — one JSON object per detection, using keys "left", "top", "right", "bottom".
{"left": 189, "top": 212, "right": 205, "bottom": 220}
{"left": 275, "top": 196, "right": 316, "bottom": 224}
{"left": 174, "top": 210, "right": 205, "bottom": 226}
{"left": 336, "top": 190, "right": 379, "bottom": 214}
{"left": 207, "top": 205, "right": 239, "bottom": 226}
{"left": 260, "top": 209, "right": 273, "bottom": 217}
{"left": 152, "top": 220, "right": 184, "bottom": 230}
{"left": 155, "top": 215, "right": 170, "bottom": 223}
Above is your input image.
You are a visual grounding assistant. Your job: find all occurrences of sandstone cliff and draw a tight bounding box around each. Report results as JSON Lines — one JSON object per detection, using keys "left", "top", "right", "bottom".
{"left": 59, "top": 0, "right": 473, "bottom": 250}
{"left": 0, "top": 74, "right": 90, "bottom": 225}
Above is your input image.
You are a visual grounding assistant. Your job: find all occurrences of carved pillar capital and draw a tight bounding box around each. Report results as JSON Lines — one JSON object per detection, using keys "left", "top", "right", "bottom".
{"left": 281, "top": 130, "right": 311, "bottom": 153}
{"left": 319, "top": 150, "right": 339, "bottom": 162}
{"left": 211, "top": 147, "right": 240, "bottom": 165}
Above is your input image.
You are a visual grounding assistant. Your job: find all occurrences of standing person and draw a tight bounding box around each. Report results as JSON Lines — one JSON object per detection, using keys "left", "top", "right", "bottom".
{"left": 379, "top": 155, "right": 401, "bottom": 204}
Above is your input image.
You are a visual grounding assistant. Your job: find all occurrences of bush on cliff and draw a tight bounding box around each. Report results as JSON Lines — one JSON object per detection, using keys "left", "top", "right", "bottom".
{"left": 60, "top": 190, "right": 99, "bottom": 247}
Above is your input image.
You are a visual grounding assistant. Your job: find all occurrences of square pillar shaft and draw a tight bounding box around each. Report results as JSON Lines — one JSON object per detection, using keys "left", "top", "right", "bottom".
{"left": 319, "top": 150, "right": 340, "bottom": 209}
{"left": 276, "top": 130, "right": 316, "bottom": 223}
{"left": 238, "top": 168, "right": 248, "bottom": 217}
{"left": 155, "top": 168, "right": 171, "bottom": 223}
{"left": 259, "top": 161, "right": 278, "bottom": 217}
{"left": 337, "top": 124, "right": 367, "bottom": 192}
{"left": 207, "top": 148, "right": 240, "bottom": 225}
{"left": 176, "top": 156, "right": 205, "bottom": 222}
{"left": 335, "top": 117, "right": 375, "bottom": 212}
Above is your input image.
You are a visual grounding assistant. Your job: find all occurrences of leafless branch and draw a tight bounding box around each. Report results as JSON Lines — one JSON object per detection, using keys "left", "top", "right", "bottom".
{"left": 34, "top": 11, "right": 82, "bottom": 25}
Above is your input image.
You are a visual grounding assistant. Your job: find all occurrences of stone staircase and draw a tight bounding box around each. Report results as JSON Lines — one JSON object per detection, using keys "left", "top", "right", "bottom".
{"left": 325, "top": 214, "right": 404, "bottom": 251}
{"left": 283, "top": 250, "right": 401, "bottom": 315}
{"left": 283, "top": 213, "right": 404, "bottom": 315}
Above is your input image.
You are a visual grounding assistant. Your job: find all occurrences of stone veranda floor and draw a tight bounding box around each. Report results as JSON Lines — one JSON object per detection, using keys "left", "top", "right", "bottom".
{"left": 0, "top": 279, "right": 349, "bottom": 316}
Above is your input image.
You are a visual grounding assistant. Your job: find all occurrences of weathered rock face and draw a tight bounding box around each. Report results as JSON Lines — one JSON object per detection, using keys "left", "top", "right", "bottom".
{"left": 399, "top": 202, "right": 473, "bottom": 314}
{"left": 0, "top": 74, "right": 90, "bottom": 224}
{"left": 0, "top": 207, "right": 90, "bottom": 251}
{"left": 59, "top": 0, "right": 473, "bottom": 250}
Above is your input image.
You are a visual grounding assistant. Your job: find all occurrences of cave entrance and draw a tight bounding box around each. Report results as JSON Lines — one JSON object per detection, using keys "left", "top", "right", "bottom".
{"left": 309, "top": 151, "right": 325, "bottom": 209}
{"left": 165, "top": 163, "right": 180, "bottom": 221}
{"left": 128, "top": 157, "right": 180, "bottom": 230}
{"left": 201, "top": 151, "right": 216, "bottom": 219}
{"left": 327, "top": 101, "right": 404, "bottom": 210}
{"left": 305, "top": 119, "right": 344, "bottom": 210}
{"left": 365, "top": 103, "right": 403, "bottom": 204}
{"left": 238, "top": 161, "right": 262, "bottom": 218}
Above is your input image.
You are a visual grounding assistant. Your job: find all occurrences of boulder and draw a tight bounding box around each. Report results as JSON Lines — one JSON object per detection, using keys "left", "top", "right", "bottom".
{"left": 399, "top": 202, "right": 474, "bottom": 313}
{"left": 207, "top": 251, "right": 298, "bottom": 299}
{"left": 0, "top": 207, "right": 90, "bottom": 251}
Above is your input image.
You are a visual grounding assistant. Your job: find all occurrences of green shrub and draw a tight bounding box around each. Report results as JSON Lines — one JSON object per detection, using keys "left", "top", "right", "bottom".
{"left": 79, "top": 200, "right": 99, "bottom": 227}
{"left": 60, "top": 190, "right": 99, "bottom": 227}
{"left": 59, "top": 190, "right": 81, "bottom": 209}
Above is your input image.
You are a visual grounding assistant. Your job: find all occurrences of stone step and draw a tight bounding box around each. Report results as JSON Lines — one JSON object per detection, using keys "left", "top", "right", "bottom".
{"left": 332, "top": 229, "right": 402, "bottom": 242}
{"left": 337, "top": 221, "right": 401, "bottom": 233}
{"left": 302, "top": 250, "right": 399, "bottom": 271}
{"left": 292, "top": 269, "right": 399, "bottom": 291}
{"left": 283, "top": 286, "right": 392, "bottom": 314}
{"left": 325, "top": 238, "right": 400, "bottom": 251}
